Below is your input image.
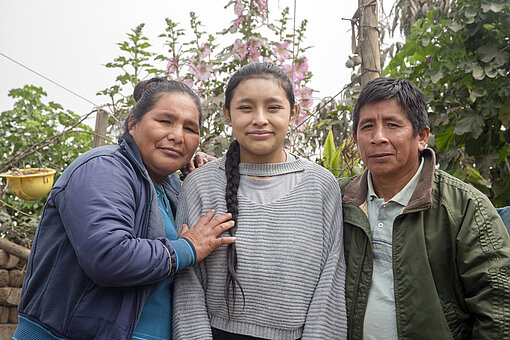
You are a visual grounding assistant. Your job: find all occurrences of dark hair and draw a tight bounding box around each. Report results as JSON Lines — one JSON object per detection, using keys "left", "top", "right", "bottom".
{"left": 224, "top": 62, "right": 295, "bottom": 112}
{"left": 223, "top": 63, "right": 295, "bottom": 316}
{"left": 352, "top": 77, "right": 429, "bottom": 137}
{"left": 123, "top": 77, "right": 203, "bottom": 134}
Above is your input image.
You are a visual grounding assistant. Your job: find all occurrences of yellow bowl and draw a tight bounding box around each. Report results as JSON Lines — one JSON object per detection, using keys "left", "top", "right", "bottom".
{"left": 0, "top": 168, "right": 56, "bottom": 200}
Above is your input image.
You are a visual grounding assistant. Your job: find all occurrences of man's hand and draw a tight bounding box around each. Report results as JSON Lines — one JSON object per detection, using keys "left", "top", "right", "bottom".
{"left": 178, "top": 210, "right": 235, "bottom": 262}
{"left": 180, "top": 152, "right": 216, "bottom": 181}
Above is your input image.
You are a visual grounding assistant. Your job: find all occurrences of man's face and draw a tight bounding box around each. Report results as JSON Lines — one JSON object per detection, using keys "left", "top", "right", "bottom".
{"left": 354, "top": 99, "right": 429, "bottom": 183}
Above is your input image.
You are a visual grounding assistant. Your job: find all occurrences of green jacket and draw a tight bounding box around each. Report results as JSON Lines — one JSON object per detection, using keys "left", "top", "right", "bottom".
{"left": 339, "top": 149, "right": 510, "bottom": 340}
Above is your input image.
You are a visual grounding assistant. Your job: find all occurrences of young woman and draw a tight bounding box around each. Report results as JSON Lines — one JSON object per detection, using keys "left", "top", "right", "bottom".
{"left": 14, "top": 78, "right": 234, "bottom": 339}
{"left": 173, "top": 63, "right": 347, "bottom": 339}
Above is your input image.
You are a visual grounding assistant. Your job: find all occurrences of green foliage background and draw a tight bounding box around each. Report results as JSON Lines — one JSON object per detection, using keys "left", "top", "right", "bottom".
{"left": 2, "top": 0, "right": 509, "bottom": 248}
{"left": 0, "top": 86, "right": 93, "bottom": 247}
{"left": 385, "top": 0, "right": 510, "bottom": 206}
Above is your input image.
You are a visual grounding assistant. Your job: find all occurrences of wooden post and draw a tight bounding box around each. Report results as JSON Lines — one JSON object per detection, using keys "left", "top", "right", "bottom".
{"left": 359, "top": 0, "right": 381, "bottom": 87}
{"left": 92, "top": 108, "right": 109, "bottom": 148}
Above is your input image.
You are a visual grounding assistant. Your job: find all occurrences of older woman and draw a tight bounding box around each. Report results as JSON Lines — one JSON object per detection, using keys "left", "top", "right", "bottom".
{"left": 14, "top": 78, "right": 235, "bottom": 339}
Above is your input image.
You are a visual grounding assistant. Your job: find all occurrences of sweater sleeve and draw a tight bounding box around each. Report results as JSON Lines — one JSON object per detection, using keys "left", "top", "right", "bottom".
{"left": 59, "top": 155, "right": 175, "bottom": 287}
{"left": 172, "top": 174, "right": 213, "bottom": 340}
{"left": 301, "top": 179, "right": 348, "bottom": 339}
{"left": 456, "top": 191, "right": 510, "bottom": 339}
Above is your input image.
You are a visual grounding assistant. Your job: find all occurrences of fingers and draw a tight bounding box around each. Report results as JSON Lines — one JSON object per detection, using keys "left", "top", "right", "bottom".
{"left": 211, "top": 212, "right": 233, "bottom": 226}
{"left": 211, "top": 220, "right": 235, "bottom": 237}
{"left": 187, "top": 159, "right": 197, "bottom": 173}
{"left": 179, "top": 163, "right": 192, "bottom": 181}
{"left": 215, "top": 236, "right": 237, "bottom": 246}
{"left": 178, "top": 223, "right": 189, "bottom": 238}
{"left": 194, "top": 152, "right": 205, "bottom": 168}
{"left": 195, "top": 152, "right": 217, "bottom": 168}
{"left": 196, "top": 209, "right": 216, "bottom": 225}
{"left": 179, "top": 153, "right": 216, "bottom": 181}
{"left": 181, "top": 210, "right": 237, "bottom": 262}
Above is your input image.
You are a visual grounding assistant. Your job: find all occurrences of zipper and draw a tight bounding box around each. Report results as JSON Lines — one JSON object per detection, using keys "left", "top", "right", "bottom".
{"left": 140, "top": 184, "right": 152, "bottom": 239}
{"left": 392, "top": 211, "right": 420, "bottom": 338}
{"left": 128, "top": 286, "right": 141, "bottom": 338}
{"left": 348, "top": 236, "right": 368, "bottom": 340}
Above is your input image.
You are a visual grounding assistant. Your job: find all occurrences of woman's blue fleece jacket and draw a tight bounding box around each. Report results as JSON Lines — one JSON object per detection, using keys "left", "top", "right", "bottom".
{"left": 16, "top": 134, "right": 195, "bottom": 339}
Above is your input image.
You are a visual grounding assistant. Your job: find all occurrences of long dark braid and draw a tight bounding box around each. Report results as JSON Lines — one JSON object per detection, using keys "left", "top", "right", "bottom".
{"left": 224, "top": 139, "right": 245, "bottom": 316}
{"left": 222, "top": 62, "right": 295, "bottom": 317}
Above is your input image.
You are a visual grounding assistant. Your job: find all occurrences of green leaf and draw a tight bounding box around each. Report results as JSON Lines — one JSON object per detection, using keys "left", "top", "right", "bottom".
{"left": 465, "top": 62, "right": 485, "bottom": 80}
{"left": 448, "top": 21, "right": 464, "bottom": 32}
{"left": 464, "top": 6, "right": 478, "bottom": 19}
{"left": 478, "top": 45, "right": 499, "bottom": 63}
{"left": 499, "top": 97, "right": 510, "bottom": 128}
{"left": 493, "top": 176, "right": 510, "bottom": 206}
{"left": 454, "top": 111, "right": 485, "bottom": 137}
{"left": 481, "top": 2, "right": 505, "bottom": 13}
{"left": 435, "top": 126, "right": 455, "bottom": 150}
{"left": 469, "top": 88, "right": 487, "bottom": 102}
{"left": 484, "top": 66, "right": 498, "bottom": 78}
{"left": 330, "top": 150, "right": 341, "bottom": 177}
{"left": 430, "top": 70, "right": 443, "bottom": 83}
{"left": 323, "top": 130, "right": 336, "bottom": 168}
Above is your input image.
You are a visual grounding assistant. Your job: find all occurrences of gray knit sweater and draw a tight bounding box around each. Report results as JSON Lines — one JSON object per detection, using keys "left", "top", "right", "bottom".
{"left": 172, "top": 156, "right": 347, "bottom": 340}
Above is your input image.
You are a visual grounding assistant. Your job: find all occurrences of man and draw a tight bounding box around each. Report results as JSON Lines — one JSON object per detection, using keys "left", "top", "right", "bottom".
{"left": 339, "top": 77, "right": 510, "bottom": 339}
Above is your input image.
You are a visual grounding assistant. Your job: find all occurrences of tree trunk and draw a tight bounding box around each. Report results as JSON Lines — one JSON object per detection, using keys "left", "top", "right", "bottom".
{"left": 359, "top": 0, "right": 381, "bottom": 87}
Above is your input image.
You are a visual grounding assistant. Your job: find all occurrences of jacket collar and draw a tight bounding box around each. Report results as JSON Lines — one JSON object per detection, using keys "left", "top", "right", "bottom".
{"left": 118, "top": 134, "right": 181, "bottom": 199}
{"left": 343, "top": 148, "right": 435, "bottom": 212}
{"left": 118, "top": 133, "right": 147, "bottom": 179}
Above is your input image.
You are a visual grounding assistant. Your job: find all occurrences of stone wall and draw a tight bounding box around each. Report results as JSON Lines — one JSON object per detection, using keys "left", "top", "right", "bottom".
{"left": 0, "top": 249, "right": 23, "bottom": 339}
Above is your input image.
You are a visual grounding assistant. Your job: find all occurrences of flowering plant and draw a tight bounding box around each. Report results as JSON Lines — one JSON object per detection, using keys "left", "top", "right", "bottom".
{"left": 100, "top": 0, "right": 315, "bottom": 157}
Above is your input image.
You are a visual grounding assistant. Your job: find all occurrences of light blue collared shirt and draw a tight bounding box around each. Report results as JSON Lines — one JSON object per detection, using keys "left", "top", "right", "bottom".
{"left": 363, "top": 158, "right": 424, "bottom": 340}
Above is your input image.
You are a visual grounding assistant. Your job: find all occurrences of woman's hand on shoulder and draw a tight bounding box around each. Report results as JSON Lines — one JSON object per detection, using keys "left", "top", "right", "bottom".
{"left": 178, "top": 210, "right": 236, "bottom": 262}
{"left": 179, "top": 152, "right": 216, "bottom": 181}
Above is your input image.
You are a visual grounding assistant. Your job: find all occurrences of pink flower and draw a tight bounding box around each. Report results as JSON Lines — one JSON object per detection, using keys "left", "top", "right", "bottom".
{"left": 234, "top": 0, "right": 244, "bottom": 16}
{"left": 233, "top": 39, "right": 249, "bottom": 60}
{"left": 263, "top": 57, "right": 273, "bottom": 63}
{"left": 183, "top": 78, "right": 194, "bottom": 89}
{"left": 292, "top": 106, "right": 309, "bottom": 132}
{"left": 166, "top": 59, "right": 178, "bottom": 74}
{"left": 190, "top": 61, "right": 213, "bottom": 82}
{"left": 281, "top": 63, "right": 293, "bottom": 78}
{"left": 275, "top": 41, "right": 291, "bottom": 63}
{"left": 176, "top": 76, "right": 195, "bottom": 89}
{"left": 253, "top": 0, "right": 268, "bottom": 19}
{"left": 296, "top": 85, "right": 313, "bottom": 110}
{"left": 248, "top": 40, "right": 261, "bottom": 62}
{"left": 199, "top": 43, "right": 211, "bottom": 59}
{"left": 281, "top": 58, "right": 309, "bottom": 85}
{"left": 234, "top": 15, "right": 245, "bottom": 27}
{"left": 233, "top": 0, "right": 245, "bottom": 26}
{"left": 294, "top": 57, "right": 309, "bottom": 82}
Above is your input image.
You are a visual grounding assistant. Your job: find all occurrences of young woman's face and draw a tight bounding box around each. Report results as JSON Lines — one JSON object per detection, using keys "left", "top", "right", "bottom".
{"left": 129, "top": 93, "right": 200, "bottom": 185}
{"left": 223, "top": 78, "right": 297, "bottom": 164}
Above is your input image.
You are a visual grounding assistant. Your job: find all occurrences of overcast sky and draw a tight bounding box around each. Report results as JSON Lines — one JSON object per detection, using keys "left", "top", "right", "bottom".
{"left": 0, "top": 0, "right": 370, "bottom": 125}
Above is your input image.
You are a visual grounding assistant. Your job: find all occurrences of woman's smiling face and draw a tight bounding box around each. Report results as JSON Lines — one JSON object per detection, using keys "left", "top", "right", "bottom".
{"left": 223, "top": 77, "right": 297, "bottom": 164}
{"left": 129, "top": 93, "right": 200, "bottom": 185}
